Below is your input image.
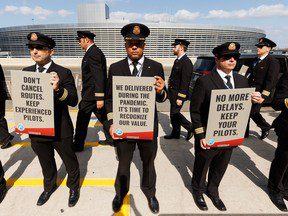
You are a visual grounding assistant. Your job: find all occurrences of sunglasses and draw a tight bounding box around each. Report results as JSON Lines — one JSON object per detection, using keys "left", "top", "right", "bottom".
{"left": 257, "top": 45, "right": 265, "bottom": 49}
{"left": 222, "top": 54, "right": 240, "bottom": 60}
{"left": 126, "top": 41, "right": 144, "bottom": 47}
{"left": 77, "top": 37, "right": 84, "bottom": 42}
{"left": 28, "top": 45, "right": 49, "bottom": 50}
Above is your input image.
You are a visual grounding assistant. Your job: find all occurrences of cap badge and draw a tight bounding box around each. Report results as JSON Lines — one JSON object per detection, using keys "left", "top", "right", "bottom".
{"left": 133, "top": 26, "right": 140, "bottom": 35}
{"left": 228, "top": 43, "right": 236, "bottom": 50}
{"left": 31, "top": 33, "right": 38, "bottom": 41}
{"left": 260, "top": 38, "right": 263, "bottom": 43}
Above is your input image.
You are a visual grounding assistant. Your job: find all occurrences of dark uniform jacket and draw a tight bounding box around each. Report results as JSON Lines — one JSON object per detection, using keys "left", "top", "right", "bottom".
{"left": 246, "top": 54, "right": 280, "bottom": 99}
{"left": 271, "top": 72, "right": 288, "bottom": 137}
{"left": 106, "top": 57, "right": 167, "bottom": 138}
{"left": 23, "top": 62, "right": 78, "bottom": 141}
{"left": 81, "top": 44, "right": 107, "bottom": 101}
{"left": 0, "top": 64, "right": 8, "bottom": 101}
{"left": 190, "top": 68, "right": 249, "bottom": 142}
{"left": 168, "top": 54, "right": 193, "bottom": 101}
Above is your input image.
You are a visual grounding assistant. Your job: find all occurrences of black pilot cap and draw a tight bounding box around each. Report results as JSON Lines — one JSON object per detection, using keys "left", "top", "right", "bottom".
{"left": 212, "top": 42, "right": 240, "bottom": 57}
{"left": 171, "top": 39, "right": 190, "bottom": 47}
{"left": 76, "top": 31, "right": 96, "bottom": 40}
{"left": 26, "top": 32, "right": 56, "bottom": 48}
{"left": 255, "top": 37, "right": 276, "bottom": 48}
{"left": 121, "top": 23, "right": 150, "bottom": 41}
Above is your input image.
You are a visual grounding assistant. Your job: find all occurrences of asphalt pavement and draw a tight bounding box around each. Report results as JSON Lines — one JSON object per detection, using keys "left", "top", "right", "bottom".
{"left": 0, "top": 108, "right": 286, "bottom": 216}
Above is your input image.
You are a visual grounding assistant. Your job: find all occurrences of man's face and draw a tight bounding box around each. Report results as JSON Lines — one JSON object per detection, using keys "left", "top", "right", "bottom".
{"left": 125, "top": 40, "right": 145, "bottom": 61}
{"left": 28, "top": 45, "right": 53, "bottom": 66}
{"left": 215, "top": 54, "right": 239, "bottom": 73}
{"left": 257, "top": 45, "right": 271, "bottom": 56}
{"left": 173, "top": 45, "right": 180, "bottom": 55}
{"left": 78, "top": 38, "right": 87, "bottom": 50}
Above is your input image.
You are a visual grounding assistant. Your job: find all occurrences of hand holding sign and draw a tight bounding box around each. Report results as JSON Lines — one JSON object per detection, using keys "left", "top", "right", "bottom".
{"left": 200, "top": 139, "right": 210, "bottom": 150}
{"left": 251, "top": 92, "right": 264, "bottom": 104}
{"left": 109, "top": 124, "right": 123, "bottom": 140}
{"left": 154, "top": 76, "right": 164, "bottom": 94}
{"left": 50, "top": 72, "right": 59, "bottom": 91}
{"left": 176, "top": 99, "right": 183, "bottom": 106}
{"left": 97, "top": 100, "right": 104, "bottom": 109}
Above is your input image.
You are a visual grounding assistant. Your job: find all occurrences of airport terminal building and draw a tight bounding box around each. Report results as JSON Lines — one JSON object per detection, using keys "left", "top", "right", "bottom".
{"left": 0, "top": 3, "right": 266, "bottom": 58}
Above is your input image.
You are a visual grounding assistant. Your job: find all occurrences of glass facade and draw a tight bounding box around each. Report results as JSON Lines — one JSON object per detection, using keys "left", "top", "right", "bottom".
{"left": 0, "top": 23, "right": 265, "bottom": 58}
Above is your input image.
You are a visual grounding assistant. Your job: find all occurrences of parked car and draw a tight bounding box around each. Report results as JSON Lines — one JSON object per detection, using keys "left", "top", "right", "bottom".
{"left": 188, "top": 53, "right": 288, "bottom": 103}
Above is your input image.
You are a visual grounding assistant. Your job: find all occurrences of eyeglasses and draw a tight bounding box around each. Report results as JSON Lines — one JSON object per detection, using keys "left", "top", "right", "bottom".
{"left": 222, "top": 54, "right": 240, "bottom": 60}
{"left": 28, "top": 45, "right": 49, "bottom": 51}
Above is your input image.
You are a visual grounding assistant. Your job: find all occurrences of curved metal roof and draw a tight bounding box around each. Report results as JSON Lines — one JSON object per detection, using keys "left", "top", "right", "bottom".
{"left": 0, "top": 22, "right": 265, "bottom": 34}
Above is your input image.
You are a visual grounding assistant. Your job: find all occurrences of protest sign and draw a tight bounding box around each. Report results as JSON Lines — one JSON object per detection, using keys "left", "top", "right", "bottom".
{"left": 11, "top": 70, "right": 54, "bottom": 136}
{"left": 113, "top": 76, "right": 155, "bottom": 140}
{"left": 205, "top": 88, "right": 254, "bottom": 147}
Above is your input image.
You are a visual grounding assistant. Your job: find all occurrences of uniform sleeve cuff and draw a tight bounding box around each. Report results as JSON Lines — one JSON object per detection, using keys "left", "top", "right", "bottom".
{"left": 194, "top": 127, "right": 205, "bottom": 139}
{"left": 95, "top": 93, "right": 105, "bottom": 97}
{"left": 55, "top": 87, "right": 67, "bottom": 101}
{"left": 108, "top": 119, "right": 113, "bottom": 127}
{"left": 95, "top": 93, "right": 105, "bottom": 100}
{"left": 178, "top": 93, "right": 187, "bottom": 99}
{"left": 262, "top": 90, "right": 270, "bottom": 97}
{"left": 107, "top": 112, "right": 113, "bottom": 121}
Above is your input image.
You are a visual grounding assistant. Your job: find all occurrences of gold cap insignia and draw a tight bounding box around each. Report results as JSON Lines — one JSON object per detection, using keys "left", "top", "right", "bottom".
{"left": 228, "top": 43, "right": 236, "bottom": 50}
{"left": 31, "top": 33, "right": 38, "bottom": 41}
{"left": 133, "top": 26, "right": 140, "bottom": 35}
{"left": 260, "top": 38, "right": 263, "bottom": 43}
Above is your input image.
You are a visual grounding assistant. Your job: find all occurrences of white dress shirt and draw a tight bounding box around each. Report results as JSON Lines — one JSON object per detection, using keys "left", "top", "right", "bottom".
{"left": 127, "top": 55, "right": 144, "bottom": 76}
{"left": 177, "top": 53, "right": 186, "bottom": 60}
{"left": 259, "top": 53, "right": 268, "bottom": 61}
{"left": 36, "top": 61, "right": 52, "bottom": 73}
{"left": 216, "top": 68, "right": 235, "bottom": 89}
{"left": 86, "top": 43, "right": 94, "bottom": 52}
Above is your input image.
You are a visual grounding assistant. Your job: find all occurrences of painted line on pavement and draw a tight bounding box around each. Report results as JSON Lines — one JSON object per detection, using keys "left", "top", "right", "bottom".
{"left": 6, "top": 178, "right": 129, "bottom": 215}
{"left": 115, "top": 194, "right": 130, "bottom": 216}
{"left": 12, "top": 141, "right": 110, "bottom": 147}
{"left": 6, "top": 178, "right": 115, "bottom": 187}
{"left": 4, "top": 110, "right": 128, "bottom": 215}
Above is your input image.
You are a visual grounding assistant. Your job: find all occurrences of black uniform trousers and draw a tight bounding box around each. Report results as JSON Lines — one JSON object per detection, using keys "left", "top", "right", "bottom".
{"left": 0, "top": 100, "right": 10, "bottom": 144}
{"left": 170, "top": 101, "right": 192, "bottom": 135}
{"left": 268, "top": 135, "right": 288, "bottom": 196}
{"left": 31, "top": 136, "right": 80, "bottom": 192}
{"left": 169, "top": 90, "right": 193, "bottom": 135}
{"left": 250, "top": 103, "right": 271, "bottom": 131}
{"left": 0, "top": 161, "right": 6, "bottom": 191}
{"left": 114, "top": 138, "right": 157, "bottom": 199}
{"left": 192, "top": 144, "right": 233, "bottom": 198}
{"left": 74, "top": 100, "right": 111, "bottom": 148}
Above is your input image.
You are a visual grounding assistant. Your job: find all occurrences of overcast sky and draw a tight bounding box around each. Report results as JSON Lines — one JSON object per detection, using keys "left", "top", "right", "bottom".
{"left": 0, "top": 0, "right": 287, "bottom": 48}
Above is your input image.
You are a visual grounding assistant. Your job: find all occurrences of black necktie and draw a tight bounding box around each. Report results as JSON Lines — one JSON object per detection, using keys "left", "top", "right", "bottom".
{"left": 38, "top": 66, "right": 45, "bottom": 73}
{"left": 225, "top": 75, "right": 233, "bottom": 89}
{"left": 132, "top": 61, "right": 138, "bottom": 76}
